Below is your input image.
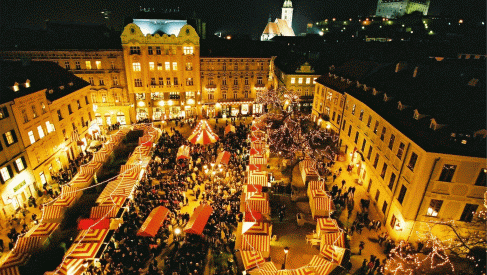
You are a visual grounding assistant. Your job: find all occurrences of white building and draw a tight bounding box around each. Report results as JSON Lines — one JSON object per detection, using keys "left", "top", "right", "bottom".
{"left": 261, "top": 0, "right": 295, "bottom": 41}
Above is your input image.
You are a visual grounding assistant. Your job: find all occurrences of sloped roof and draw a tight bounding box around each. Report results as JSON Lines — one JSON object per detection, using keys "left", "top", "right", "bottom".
{"left": 262, "top": 19, "right": 295, "bottom": 37}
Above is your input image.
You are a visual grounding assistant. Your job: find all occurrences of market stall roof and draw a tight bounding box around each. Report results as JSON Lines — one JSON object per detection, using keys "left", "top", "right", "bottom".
{"left": 241, "top": 234, "right": 270, "bottom": 252}
{"left": 245, "top": 211, "right": 263, "bottom": 222}
{"left": 215, "top": 151, "right": 231, "bottom": 165}
{"left": 319, "top": 245, "right": 349, "bottom": 265}
{"left": 241, "top": 222, "right": 271, "bottom": 235}
{"left": 225, "top": 124, "right": 236, "bottom": 134}
{"left": 26, "top": 222, "right": 59, "bottom": 237}
{"left": 188, "top": 120, "right": 219, "bottom": 145}
{"left": 66, "top": 242, "right": 103, "bottom": 259}
{"left": 316, "top": 218, "right": 340, "bottom": 236}
{"left": 308, "top": 255, "right": 338, "bottom": 275}
{"left": 0, "top": 252, "right": 30, "bottom": 269}
{"left": 56, "top": 258, "right": 86, "bottom": 275}
{"left": 13, "top": 236, "right": 41, "bottom": 254}
{"left": 137, "top": 206, "right": 170, "bottom": 237}
{"left": 0, "top": 266, "right": 20, "bottom": 275}
{"left": 177, "top": 145, "right": 191, "bottom": 160}
{"left": 320, "top": 232, "right": 346, "bottom": 248}
{"left": 183, "top": 204, "right": 213, "bottom": 235}
{"left": 75, "top": 229, "right": 109, "bottom": 243}
{"left": 240, "top": 250, "right": 265, "bottom": 270}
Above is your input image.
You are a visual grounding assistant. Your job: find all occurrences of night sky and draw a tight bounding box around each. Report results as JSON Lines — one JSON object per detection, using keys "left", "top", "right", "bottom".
{"left": 1, "top": 0, "right": 485, "bottom": 39}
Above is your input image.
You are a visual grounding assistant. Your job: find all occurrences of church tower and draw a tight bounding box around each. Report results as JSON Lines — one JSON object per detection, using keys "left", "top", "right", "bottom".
{"left": 281, "top": 0, "right": 293, "bottom": 30}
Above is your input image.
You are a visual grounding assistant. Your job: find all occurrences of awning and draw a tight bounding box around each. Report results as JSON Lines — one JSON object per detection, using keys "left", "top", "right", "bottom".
{"left": 245, "top": 211, "right": 263, "bottom": 222}
{"left": 92, "top": 150, "right": 108, "bottom": 163}
{"left": 78, "top": 219, "right": 110, "bottom": 230}
{"left": 241, "top": 234, "right": 270, "bottom": 252}
{"left": 66, "top": 242, "right": 103, "bottom": 259}
{"left": 0, "top": 266, "right": 20, "bottom": 275}
{"left": 308, "top": 181, "right": 325, "bottom": 191}
{"left": 183, "top": 204, "right": 213, "bottom": 235}
{"left": 119, "top": 165, "right": 141, "bottom": 179}
{"left": 0, "top": 253, "right": 30, "bottom": 269}
{"left": 137, "top": 206, "right": 169, "bottom": 237}
{"left": 248, "top": 174, "right": 268, "bottom": 186}
{"left": 53, "top": 196, "right": 77, "bottom": 207}
{"left": 177, "top": 145, "right": 191, "bottom": 160}
{"left": 79, "top": 166, "right": 95, "bottom": 176}
{"left": 188, "top": 120, "right": 219, "bottom": 145}
{"left": 97, "top": 178, "right": 137, "bottom": 201}
{"left": 216, "top": 151, "right": 231, "bottom": 165}
{"left": 224, "top": 124, "right": 236, "bottom": 134}
{"left": 252, "top": 262, "right": 277, "bottom": 273}
{"left": 132, "top": 145, "right": 152, "bottom": 156}
{"left": 320, "top": 232, "right": 346, "bottom": 248}
{"left": 245, "top": 200, "right": 270, "bottom": 215}
{"left": 248, "top": 164, "right": 262, "bottom": 172}
{"left": 98, "top": 196, "right": 126, "bottom": 207}
{"left": 90, "top": 206, "right": 120, "bottom": 219}
{"left": 311, "top": 197, "right": 334, "bottom": 219}
{"left": 240, "top": 250, "right": 265, "bottom": 270}
{"left": 307, "top": 255, "right": 336, "bottom": 275}
{"left": 293, "top": 266, "right": 317, "bottom": 275}
{"left": 13, "top": 236, "right": 41, "bottom": 254}
{"left": 42, "top": 206, "right": 64, "bottom": 221}
{"left": 316, "top": 218, "right": 340, "bottom": 236}
{"left": 319, "top": 245, "right": 347, "bottom": 265}
{"left": 245, "top": 185, "right": 262, "bottom": 193}
{"left": 56, "top": 258, "right": 86, "bottom": 275}
{"left": 242, "top": 222, "right": 270, "bottom": 235}
{"left": 26, "top": 223, "right": 59, "bottom": 237}
{"left": 310, "top": 190, "right": 328, "bottom": 198}
{"left": 75, "top": 229, "right": 109, "bottom": 243}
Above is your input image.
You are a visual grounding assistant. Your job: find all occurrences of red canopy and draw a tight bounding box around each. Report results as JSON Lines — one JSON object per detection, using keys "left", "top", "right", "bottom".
{"left": 246, "top": 185, "right": 262, "bottom": 193}
{"left": 248, "top": 164, "right": 262, "bottom": 172}
{"left": 249, "top": 148, "right": 263, "bottom": 156}
{"left": 215, "top": 151, "right": 231, "bottom": 165}
{"left": 183, "top": 204, "right": 213, "bottom": 235}
{"left": 244, "top": 211, "right": 263, "bottom": 222}
{"left": 176, "top": 145, "right": 191, "bottom": 160}
{"left": 78, "top": 219, "right": 110, "bottom": 230}
{"left": 137, "top": 206, "right": 170, "bottom": 237}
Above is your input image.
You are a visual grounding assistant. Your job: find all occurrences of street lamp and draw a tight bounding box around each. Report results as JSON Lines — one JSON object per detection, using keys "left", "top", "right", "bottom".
{"left": 174, "top": 228, "right": 181, "bottom": 242}
{"left": 282, "top": 247, "right": 289, "bottom": 269}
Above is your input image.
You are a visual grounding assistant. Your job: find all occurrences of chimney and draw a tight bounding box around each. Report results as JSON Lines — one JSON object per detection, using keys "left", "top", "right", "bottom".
{"left": 413, "top": 66, "right": 418, "bottom": 78}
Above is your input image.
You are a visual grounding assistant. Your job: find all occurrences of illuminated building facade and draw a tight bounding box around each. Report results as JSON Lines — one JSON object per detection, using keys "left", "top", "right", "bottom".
{"left": 261, "top": 0, "right": 295, "bottom": 41}
{"left": 200, "top": 57, "right": 271, "bottom": 117}
{"left": 121, "top": 23, "right": 201, "bottom": 120}
{"left": 312, "top": 58, "right": 486, "bottom": 241}
{"left": 376, "top": 0, "right": 430, "bottom": 19}
{"left": 0, "top": 61, "right": 93, "bottom": 219}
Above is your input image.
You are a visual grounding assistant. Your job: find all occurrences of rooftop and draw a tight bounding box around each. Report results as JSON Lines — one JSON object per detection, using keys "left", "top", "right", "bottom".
{"left": 0, "top": 61, "right": 90, "bottom": 104}
{"left": 200, "top": 39, "right": 278, "bottom": 58}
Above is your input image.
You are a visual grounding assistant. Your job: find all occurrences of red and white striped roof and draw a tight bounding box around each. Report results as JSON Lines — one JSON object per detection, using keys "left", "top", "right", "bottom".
{"left": 0, "top": 253, "right": 29, "bottom": 269}
{"left": 316, "top": 218, "right": 340, "bottom": 236}
{"left": 307, "top": 255, "right": 335, "bottom": 275}
{"left": 90, "top": 206, "right": 120, "bottom": 219}
{"left": 187, "top": 120, "right": 219, "bottom": 145}
{"left": 66, "top": 242, "right": 103, "bottom": 259}
{"left": 0, "top": 266, "right": 20, "bottom": 275}
{"left": 240, "top": 250, "right": 265, "bottom": 270}
{"left": 26, "top": 222, "right": 60, "bottom": 237}
{"left": 13, "top": 236, "right": 41, "bottom": 254}
{"left": 319, "top": 245, "right": 346, "bottom": 264}
{"left": 53, "top": 196, "right": 77, "bottom": 207}
{"left": 248, "top": 173, "right": 268, "bottom": 186}
{"left": 56, "top": 258, "right": 86, "bottom": 275}
{"left": 42, "top": 205, "right": 64, "bottom": 221}
{"left": 75, "top": 229, "right": 109, "bottom": 243}
{"left": 241, "top": 234, "right": 270, "bottom": 252}
{"left": 320, "top": 232, "right": 346, "bottom": 248}
{"left": 245, "top": 200, "right": 270, "bottom": 215}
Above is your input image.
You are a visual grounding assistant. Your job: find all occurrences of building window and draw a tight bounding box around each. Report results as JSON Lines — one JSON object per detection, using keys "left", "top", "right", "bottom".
{"left": 359, "top": 110, "right": 364, "bottom": 121}
{"left": 208, "top": 93, "right": 214, "bottom": 100}
{"left": 64, "top": 61, "right": 70, "bottom": 70}
{"left": 439, "top": 164, "right": 456, "bottom": 182}
{"left": 234, "top": 63, "right": 238, "bottom": 71}
{"left": 342, "top": 120, "right": 346, "bottom": 131}
{"left": 28, "top": 130, "right": 35, "bottom": 144}
{"left": 361, "top": 138, "right": 367, "bottom": 152}
{"left": 99, "top": 79, "right": 104, "bottom": 86}
{"left": 233, "top": 92, "right": 238, "bottom": 99}
{"left": 155, "top": 63, "right": 162, "bottom": 71}
{"left": 57, "top": 110, "right": 63, "bottom": 121}
{"left": 427, "top": 199, "right": 443, "bottom": 217}
{"left": 132, "top": 62, "right": 141, "bottom": 71}
{"left": 291, "top": 78, "right": 295, "bottom": 84}
{"left": 381, "top": 163, "right": 388, "bottom": 179}
{"left": 134, "top": 78, "right": 143, "bottom": 87}
{"left": 397, "top": 185, "right": 407, "bottom": 204}
{"left": 113, "top": 76, "right": 119, "bottom": 86}
{"left": 373, "top": 121, "right": 379, "bottom": 134}
{"left": 173, "top": 77, "right": 178, "bottom": 86}
{"left": 165, "top": 62, "right": 170, "bottom": 70}
{"left": 397, "top": 142, "right": 405, "bottom": 159}
{"left": 68, "top": 104, "right": 73, "bottom": 114}
{"left": 257, "top": 77, "right": 263, "bottom": 84}
{"left": 186, "top": 62, "right": 193, "bottom": 71}
{"left": 347, "top": 125, "right": 352, "bottom": 137}
{"left": 366, "top": 115, "right": 372, "bottom": 127}
{"left": 149, "top": 62, "right": 155, "bottom": 71}
{"left": 85, "top": 96, "right": 89, "bottom": 105}
{"left": 380, "top": 127, "right": 386, "bottom": 141}
{"left": 244, "top": 91, "right": 249, "bottom": 98}
{"left": 373, "top": 154, "right": 379, "bottom": 168}
{"left": 382, "top": 201, "right": 388, "bottom": 214}
{"left": 351, "top": 104, "right": 356, "bottom": 115}
{"left": 158, "top": 77, "right": 164, "bottom": 86}
{"left": 375, "top": 189, "right": 380, "bottom": 201}
{"left": 21, "top": 109, "right": 29, "bottom": 123}
{"left": 408, "top": 152, "right": 418, "bottom": 171}
{"left": 222, "top": 91, "right": 227, "bottom": 99}
{"left": 37, "top": 125, "right": 45, "bottom": 139}
{"left": 166, "top": 78, "right": 171, "bottom": 86}
{"left": 354, "top": 132, "right": 359, "bottom": 144}
{"left": 388, "top": 172, "right": 396, "bottom": 190}
{"left": 85, "top": 61, "right": 92, "bottom": 70}
{"left": 475, "top": 169, "right": 486, "bottom": 186}
{"left": 4, "top": 131, "right": 16, "bottom": 145}
{"left": 183, "top": 46, "right": 194, "bottom": 55}
{"left": 15, "top": 158, "right": 25, "bottom": 172}
{"left": 459, "top": 204, "right": 478, "bottom": 222}
{"left": 156, "top": 47, "right": 161, "bottom": 55}
{"left": 75, "top": 61, "right": 81, "bottom": 70}
{"left": 172, "top": 62, "right": 177, "bottom": 71}
{"left": 148, "top": 46, "right": 153, "bottom": 55}
{"left": 306, "top": 78, "right": 311, "bottom": 84}
{"left": 110, "top": 61, "right": 115, "bottom": 69}
{"left": 244, "top": 77, "right": 249, "bottom": 85}
{"left": 1, "top": 167, "right": 11, "bottom": 182}
{"left": 88, "top": 77, "right": 94, "bottom": 85}
{"left": 77, "top": 100, "right": 81, "bottom": 109}
{"left": 95, "top": 61, "right": 102, "bottom": 69}
{"left": 151, "top": 78, "right": 156, "bottom": 85}
{"left": 130, "top": 46, "right": 141, "bottom": 55}
{"left": 46, "top": 121, "right": 54, "bottom": 133}
{"left": 367, "top": 145, "right": 372, "bottom": 160}
{"left": 298, "top": 78, "right": 303, "bottom": 84}
{"left": 186, "top": 78, "right": 194, "bottom": 86}
{"left": 390, "top": 215, "right": 397, "bottom": 228}
{"left": 325, "top": 107, "right": 330, "bottom": 115}
{"left": 388, "top": 134, "right": 395, "bottom": 150}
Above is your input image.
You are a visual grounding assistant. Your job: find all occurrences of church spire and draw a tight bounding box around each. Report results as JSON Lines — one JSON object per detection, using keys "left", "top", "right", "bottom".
{"left": 268, "top": 13, "right": 272, "bottom": 22}
{"left": 283, "top": 0, "right": 292, "bottom": 8}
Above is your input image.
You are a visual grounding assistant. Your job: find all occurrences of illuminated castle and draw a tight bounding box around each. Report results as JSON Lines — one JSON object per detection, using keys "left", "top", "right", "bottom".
{"left": 375, "top": 0, "right": 430, "bottom": 19}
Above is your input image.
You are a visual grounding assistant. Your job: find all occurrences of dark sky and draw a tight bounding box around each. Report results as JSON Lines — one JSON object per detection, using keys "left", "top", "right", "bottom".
{"left": 1, "top": 0, "right": 485, "bottom": 39}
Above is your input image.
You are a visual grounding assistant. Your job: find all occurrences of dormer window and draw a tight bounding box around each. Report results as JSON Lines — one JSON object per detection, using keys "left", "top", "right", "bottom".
{"left": 383, "top": 94, "right": 389, "bottom": 102}
{"left": 356, "top": 81, "right": 361, "bottom": 88}
{"left": 68, "top": 82, "right": 73, "bottom": 86}
{"left": 468, "top": 78, "right": 479, "bottom": 87}
{"left": 372, "top": 88, "right": 378, "bottom": 95}
{"left": 25, "top": 79, "right": 31, "bottom": 88}
{"left": 398, "top": 101, "right": 403, "bottom": 110}
{"left": 461, "top": 140, "right": 467, "bottom": 144}
{"left": 346, "top": 79, "right": 351, "bottom": 84}
{"left": 13, "top": 82, "right": 19, "bottom": 92}
{"left": 59, "top": 86, "right": 65, "bottom": 90}
{"left": 413, "top": 110, "right": 420, "bottom": 120}
{"left": 430, "top": 119, "right": 437, "bottom": 130}
{"left": 363, "top": 84, "right": 367, "bottom": 91}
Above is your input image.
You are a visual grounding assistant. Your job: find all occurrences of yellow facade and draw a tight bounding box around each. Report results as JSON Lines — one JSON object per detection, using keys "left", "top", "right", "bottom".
{"left": 313, "top": 80, "right": 486, "bottom": 242}
{"left": 200, "top": 57, "right": 271, "bottom": 117}
{"left": 121, "top": 24, "right": 201, "bottom": 121}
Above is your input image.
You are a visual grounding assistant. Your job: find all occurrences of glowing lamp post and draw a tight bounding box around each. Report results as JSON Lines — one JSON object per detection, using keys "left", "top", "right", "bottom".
{"left": 174, "top": 228, "right": 181, "bottom": 242}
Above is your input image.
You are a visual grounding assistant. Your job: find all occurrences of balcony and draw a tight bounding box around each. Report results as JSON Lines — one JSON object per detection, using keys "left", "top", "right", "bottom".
{"left": 255, "top": 83, "right": 266, "bottom": 90}
{"left": 205, "top": 84, "right": 217, "bottom": 91}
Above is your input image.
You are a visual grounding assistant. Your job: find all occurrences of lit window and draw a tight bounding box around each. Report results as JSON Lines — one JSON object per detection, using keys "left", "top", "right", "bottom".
{"left": 95, "top": 61, "right": 102, "bottom": 69}
{"left": 149, "top": 62, "right": 155, "bottom": 71}
{"left": 298, "top": 78, "right": 303, "bottom": 84}
{"left": 408, "top": 152, "right": 418, "bottom": 171}
{"left": 157, "top": 63, "right": 162, "bottom": 70}
{"left": 427, "top": 199, "right": 443, "bottom": 217}
{"left": 306, "top": 78, "right": 311, "bottom": 84}
{"left": 134, "top": 79, "right": 143, "bottom": 87}
{"left": 291, "top": 78, "right": 295, "bottom": 84}
{"left": 113, "top": 76, "right": 119, "bottom": 85}
{"left": 132, "top": 62, "right": 141, "bottom": 71}
{"left": 15, "top": 158, "right": 25, "bottom": 171}
{"left": 172, "top": 62, "right": 177, "bottom": 71}
{"left": 5, "top": 131, "right": 14, "bottom": 144}
{"left": 75, "top": 61, "right": 81, "bottom": 70}
{"left": 46, "top": 121, "right": 54, "bottom": 133}
{"left": 183, "top": 46, "right": 194, "bottom": 55}
{"left": 28, "top": 131, "right": 35, "bottom": 144}
{"left": 1, "top": 167, "right": 10, "bottom": 181}
{"left": 22, "top": 109, "right": 28, "bottom": 123}
{"left": 85, "top": 61, "right": 92, "bottom": 70}
{"left": 165, "top": 62, "right": 170, "bottom": 70}
{"left": 186, "top": 62, "right": 193, "bottom": 71}
{"left": 37, "top": 125, "right": 45, "bottom": 139}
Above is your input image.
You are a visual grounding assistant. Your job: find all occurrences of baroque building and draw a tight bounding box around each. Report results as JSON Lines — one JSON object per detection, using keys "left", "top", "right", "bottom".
{"left": 312, "top": 58, "right": 486, "bottom": 242}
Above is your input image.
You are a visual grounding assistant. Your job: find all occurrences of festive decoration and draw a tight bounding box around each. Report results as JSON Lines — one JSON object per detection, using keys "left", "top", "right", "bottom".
{"left": 187, "top": 120, "right": 219, "bottom": 145}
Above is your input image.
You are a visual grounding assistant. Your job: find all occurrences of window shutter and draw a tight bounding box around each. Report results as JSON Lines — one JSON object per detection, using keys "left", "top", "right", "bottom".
{"left": 3, "top": 107, "right": 9, "bottom": 118}
{"left": 11, "top": 131, "right": 18, "bottom": 143}
{"left": 13, "top": 161, "right": 19, "bottom": 173}
{"left": 21, "top": 157, "right": 27, "bottom": 171}
{"left": 6, "top": 165, "right": 13, "bottom": 178}
{"left": 0, "top": 140, "right": 3, "bottom": 151}
{"left": 2, "top": 134, "right": 7, "bottom": 146}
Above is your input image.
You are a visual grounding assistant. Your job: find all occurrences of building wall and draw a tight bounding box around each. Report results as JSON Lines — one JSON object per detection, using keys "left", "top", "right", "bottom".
{"left": 376, "top": 0, "right": 429, "bottom": 19}
{"left": 121, "top": 23, "right": 201, "bottom": 121}
{"left": 200, "top": 57, "right": 271, "bottom": 117}
{"left": 312, "top": 81, "right": 486, "bottom": 241}
{"left": 0, "top": 50, "right": 132, "bottom": 129}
